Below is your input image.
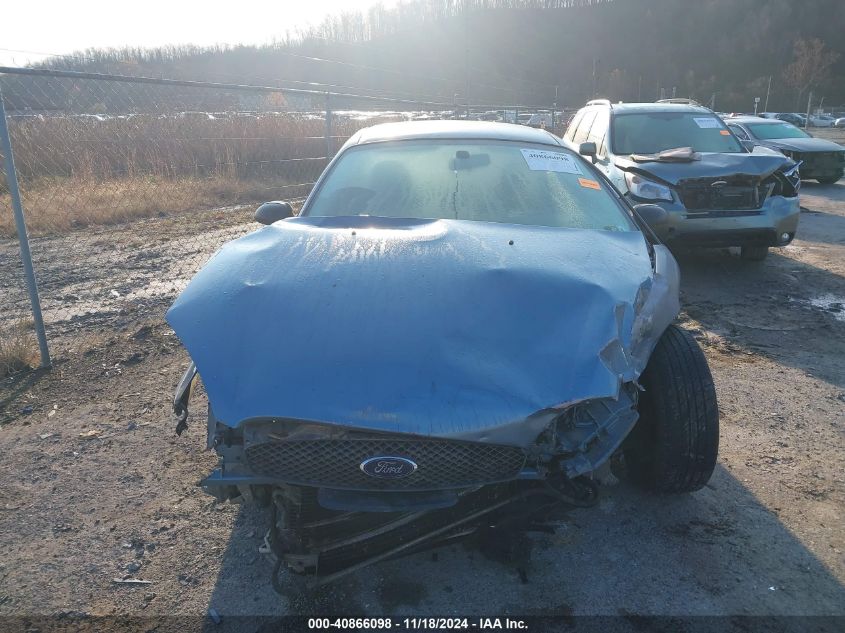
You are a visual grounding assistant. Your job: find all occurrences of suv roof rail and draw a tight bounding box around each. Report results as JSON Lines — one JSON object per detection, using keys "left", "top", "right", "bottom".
{"left": 656, "top": 98, "right": 701, "bottom": 106}
{"left": 586, "top": 99, "right": 612, "bottom": 107}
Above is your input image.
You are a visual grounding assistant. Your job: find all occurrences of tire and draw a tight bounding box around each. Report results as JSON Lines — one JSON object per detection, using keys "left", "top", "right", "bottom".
{"left": 816, "top": 173, "right": 842, "bottom": 185}
{"left": 740, "top": 245, "right": 769, "bottom": 261}
{"left": 624, "top": 325, "right": 719, "bottom": 493}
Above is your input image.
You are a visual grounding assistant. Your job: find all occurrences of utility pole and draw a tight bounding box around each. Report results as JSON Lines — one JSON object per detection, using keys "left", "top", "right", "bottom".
{"left": 464, "top": 8, "right": 470, "bottom": 119}
{"left": 764, "top": 75, "right": 772, "bottom": 112}
{"left": 592, "top": 58, "right": 597, "bottom": 97}
{"left": 637, "top": 75, "right": 642, "bottom": 102}
{"left": 805, "top": 90, "right": 813, "bottom": 130}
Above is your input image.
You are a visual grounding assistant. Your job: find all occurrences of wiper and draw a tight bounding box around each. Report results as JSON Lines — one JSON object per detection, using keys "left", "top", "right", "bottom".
{"left": 452, "top": 170, "right": 459, "bottom": 220}
{"left": 630, "top": 147, "right": 701, "bottom": 163}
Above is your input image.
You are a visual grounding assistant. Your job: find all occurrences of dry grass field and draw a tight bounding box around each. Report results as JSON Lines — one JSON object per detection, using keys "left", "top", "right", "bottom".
{"left": 0, "top": 111, "right": 400, "bottom": 236}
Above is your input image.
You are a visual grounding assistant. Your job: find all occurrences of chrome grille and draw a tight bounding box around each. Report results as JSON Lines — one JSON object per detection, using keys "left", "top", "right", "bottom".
{"left": 245, "top": 437, "right": 527, "bottom": 490}
{"left": 802, "top": 151, "right": 845, "bottom": 166}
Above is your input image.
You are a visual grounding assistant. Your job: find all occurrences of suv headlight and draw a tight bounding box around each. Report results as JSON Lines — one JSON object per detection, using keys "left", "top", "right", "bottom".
{"left": 624, "top": 172, "right": 674, "bottom": 202}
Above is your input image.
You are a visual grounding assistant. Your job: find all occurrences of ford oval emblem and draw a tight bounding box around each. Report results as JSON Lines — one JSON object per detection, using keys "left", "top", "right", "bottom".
{"left": 360, "top": 456, "right": 418, "bottom": 478}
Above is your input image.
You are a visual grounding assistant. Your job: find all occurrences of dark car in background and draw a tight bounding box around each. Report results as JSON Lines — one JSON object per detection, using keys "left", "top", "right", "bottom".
{"left": 776, "top": 113, "right": 807, "bottom": 126}
{"left": 561, "top": 100, "right": 801, "bottom": 260}
{"left": 726, "top": 116, "right": 845, "bottom": 184}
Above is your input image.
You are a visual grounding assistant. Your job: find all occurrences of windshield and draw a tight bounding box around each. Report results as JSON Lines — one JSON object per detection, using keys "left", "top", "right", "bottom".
{"left": 304, "top": 140, "right": 635, "bottom": 231}
{"left": 612, "top": 112, "right": 744, "bottom": 155}
{"left": 748, "top": 122, "right": 811, "bottom": 140}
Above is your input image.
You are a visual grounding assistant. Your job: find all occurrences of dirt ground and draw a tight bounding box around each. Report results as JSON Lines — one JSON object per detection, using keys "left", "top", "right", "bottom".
{"left": 0, "top": 179, "right": 844, "bottom": 630}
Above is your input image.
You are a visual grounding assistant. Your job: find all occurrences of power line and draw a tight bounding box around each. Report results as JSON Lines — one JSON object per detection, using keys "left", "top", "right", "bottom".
{"left": 1, "top": 43, "right": 525, "bottom": 98}
{"left": 0, "top": 65, "right": 459, "bottom": 108}
{"left": 0, "top": 47, "right": 458, "bottom": 106}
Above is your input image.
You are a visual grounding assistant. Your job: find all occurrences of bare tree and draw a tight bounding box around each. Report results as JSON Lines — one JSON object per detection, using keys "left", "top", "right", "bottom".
{"left": 782, "top": 37, "right": 840, "bottom": 110}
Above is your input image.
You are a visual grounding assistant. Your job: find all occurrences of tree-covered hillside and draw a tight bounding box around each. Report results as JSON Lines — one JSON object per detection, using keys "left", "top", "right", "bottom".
{"left": 6, "top": 0, "right": 845, "bottom": 112}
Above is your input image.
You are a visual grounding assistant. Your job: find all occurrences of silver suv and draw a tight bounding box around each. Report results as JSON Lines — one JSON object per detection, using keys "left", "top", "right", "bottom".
{"left": 561, "top": 99, "right": 801, "bottom": 260}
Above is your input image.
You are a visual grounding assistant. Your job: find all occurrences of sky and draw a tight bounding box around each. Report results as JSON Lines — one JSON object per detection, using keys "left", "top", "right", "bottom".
{"left": 0, "top": 0, "right": 394, "bottom": 65}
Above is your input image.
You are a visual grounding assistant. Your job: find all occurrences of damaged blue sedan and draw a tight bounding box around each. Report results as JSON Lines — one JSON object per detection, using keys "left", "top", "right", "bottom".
{"left": 167, "top": 121, "right": 718, "bottom": 586}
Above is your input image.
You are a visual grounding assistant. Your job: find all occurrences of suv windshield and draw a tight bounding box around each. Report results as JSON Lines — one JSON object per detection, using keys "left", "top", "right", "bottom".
{"left": 748, "top": 122, "right": 810, "bottom": 140}
{"left": 612, "top": 112, "right": 743, "bottom": 155}
{"left": 304, "top": 140, "right": 635, "bottom": 231}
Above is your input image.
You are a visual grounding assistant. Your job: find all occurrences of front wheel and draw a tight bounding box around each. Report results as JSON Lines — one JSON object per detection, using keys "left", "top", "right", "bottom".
{"left": 740, "top": 245, "right": 769, "bottom": 261}
{"left": 816, "top": 173, "right": 842, "bottom": 185}
{"left": 624, "top": 325, "right": 719, "bottom": 493}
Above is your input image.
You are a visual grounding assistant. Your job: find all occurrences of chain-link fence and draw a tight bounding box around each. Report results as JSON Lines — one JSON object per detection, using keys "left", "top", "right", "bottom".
{"left": 0, "top": 67, "right": 564, "bottom": 374}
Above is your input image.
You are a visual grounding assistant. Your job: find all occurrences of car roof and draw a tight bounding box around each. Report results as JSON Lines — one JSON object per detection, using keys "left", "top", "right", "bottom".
{"left": 725, "top": 116, "right": 788, "bottom": 124}
{"left": 345, "top": 120, "right": 563, "bottom": 147}
{"left": 596, "top": 102, "right": 714, "bottom": 115}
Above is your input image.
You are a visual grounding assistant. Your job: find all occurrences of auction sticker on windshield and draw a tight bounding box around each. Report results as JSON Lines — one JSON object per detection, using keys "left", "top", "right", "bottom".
{"left": 693, "top": 117, "right": 722, "bottom": 129}
{"left": 520, "top": 149, "right": 583, "bottom": 175}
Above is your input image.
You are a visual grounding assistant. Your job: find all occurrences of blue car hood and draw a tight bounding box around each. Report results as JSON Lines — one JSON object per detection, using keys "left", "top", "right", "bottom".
{"left": 166, "top": 216, "right": 679, "bottom": 447}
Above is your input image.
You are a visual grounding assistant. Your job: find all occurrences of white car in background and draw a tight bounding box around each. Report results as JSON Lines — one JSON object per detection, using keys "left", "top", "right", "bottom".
{"left": 809, "top": 114, "right": 835, "bottom": 128}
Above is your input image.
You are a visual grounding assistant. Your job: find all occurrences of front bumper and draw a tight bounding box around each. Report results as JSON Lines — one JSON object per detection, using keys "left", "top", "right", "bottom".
{"left": 198, "top": 390, "right": 639, "bottom": 508}
{"left": 635, "top": 194, "right": 800, "bottom": 248}
{"left": 785, "top": 151, "right": 845, "bottom": 179}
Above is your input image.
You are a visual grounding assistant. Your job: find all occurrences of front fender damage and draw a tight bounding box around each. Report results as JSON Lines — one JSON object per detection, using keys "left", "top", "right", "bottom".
{"left": 166, "top": 221, "right": 682, "bottom": 586}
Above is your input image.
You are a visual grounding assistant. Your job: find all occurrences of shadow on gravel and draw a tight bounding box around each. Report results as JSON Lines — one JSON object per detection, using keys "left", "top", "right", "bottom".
{"left": 0, "top": 366, "right": 52, "bottom": 423}
{"left": 202, "top": 465, "right": 845, "bottom": 628}
{"left": 675, "top": 248, "right": 845, "bottom": 389}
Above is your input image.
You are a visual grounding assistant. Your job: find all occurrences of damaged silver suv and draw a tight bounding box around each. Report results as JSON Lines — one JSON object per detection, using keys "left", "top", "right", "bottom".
{"left": 562, "top": 100, "right": 801, "bottom": 260}
{"left": 168, "top": 121, "right": 718, "bottom": 587}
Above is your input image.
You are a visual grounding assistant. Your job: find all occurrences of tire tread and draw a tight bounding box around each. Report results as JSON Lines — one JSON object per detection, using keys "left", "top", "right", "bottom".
{"left": 631, "top": 324, "right": 719, "bottom": 493}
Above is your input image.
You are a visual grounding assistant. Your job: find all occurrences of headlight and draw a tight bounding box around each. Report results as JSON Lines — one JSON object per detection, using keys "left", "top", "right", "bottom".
{"left": 782, "top": 161, "right": 801, "bottom": 178}
{"left": 624, "top": 172, "right": 674, "bottom": 202}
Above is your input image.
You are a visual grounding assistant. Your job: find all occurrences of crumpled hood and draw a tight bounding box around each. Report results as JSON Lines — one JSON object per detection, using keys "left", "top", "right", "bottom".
{"left": 615, "top": 147, "right": 791, "bottom": 185}
{"left": 167, "top": 216, "right": 679, "bottom": 446}
{"left": 758, "top": 137, "right": 845, "bottom": 153}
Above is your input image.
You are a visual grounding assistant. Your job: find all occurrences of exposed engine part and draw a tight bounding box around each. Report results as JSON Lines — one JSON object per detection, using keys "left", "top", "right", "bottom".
{"left": 263, "top": 477, "right": 599, "bottom": 591}
{"left": 171, "top": 361, "right": 197, "bottom": 436}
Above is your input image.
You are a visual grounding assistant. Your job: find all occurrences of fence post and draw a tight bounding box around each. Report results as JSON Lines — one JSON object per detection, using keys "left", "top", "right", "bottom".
{"left": 0, "top": 86, "right": 51, "bottom": 368}
{"left": 325, "top": 92, "right": 333, "bottom": 158}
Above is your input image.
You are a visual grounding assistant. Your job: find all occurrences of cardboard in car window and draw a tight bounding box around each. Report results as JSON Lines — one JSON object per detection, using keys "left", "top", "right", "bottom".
{"left": 520, "top": 149, "right": 583, "bottom": 175}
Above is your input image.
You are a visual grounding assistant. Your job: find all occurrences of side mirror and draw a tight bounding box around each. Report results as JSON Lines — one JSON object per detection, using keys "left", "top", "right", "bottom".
{"left": 740, "top": 139, "right": 757, "bottom": 152}
{"left": 255, "top": 201, "right": 294, "bottom": 225}
{"left": 633, "top": 203, "right": 668, "bottom": 226}
{"left": 579, "top": 142, "right": 598, "bottom": 162}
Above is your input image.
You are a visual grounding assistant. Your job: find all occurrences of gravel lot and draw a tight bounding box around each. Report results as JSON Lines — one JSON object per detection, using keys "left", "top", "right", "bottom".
{"left": 0, "top": 178, "right": 843, "bottom": 631}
